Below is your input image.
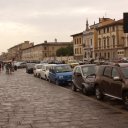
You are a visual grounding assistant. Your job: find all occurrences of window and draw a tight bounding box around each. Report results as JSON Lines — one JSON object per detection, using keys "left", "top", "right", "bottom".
{"left": 77, "top": 39, "right": 79, "bottom": 44}
{"left": 74, "top": 67, "right": 81, "bottom": 74}
{"left": 104, "top": 53, "right": 106, "bottom": 58}
{"left": 107, "top": 27, "right": 109, "bottom": 33}
{"left": 103, "top": 67, "right": 111, "bottom": 77}
{"left": 82, "top": 66, "right": 96, "bottom": 76}
{"left": 112, "top": 68, "right": 119, "bottom": 78}
{"left": 80, "top": 48, "right": 82, "bottom": 54}
{"left": 104, "top": 28, "right": 105, "bottom": 33}
{"left": 44, "top": 47, "right": 47, "bottom": 50}
{"left": 112, "top": 26, "right": 115, "bottom": 31}
{"left": 90, "top": 39, "right": 92, "bottom": 46}
{"left": 107, "top": 37, "right": 109, "bottom": 48}
{"left": 79, "top": 38, "right": 81, "bottom": 44}
{"left": 108, "top": 53, "right": 110, "bottom": 58}
{"left": 112, "top": 36, "right": 115, "bottom": 47}
{"left": 45, "top": 53, "right": 47, "bottom": 57}
{"left": 99, "top": 38, "right": 101, "bottom": 49}
{"left": 104, "top": 38, "right": 106, "bottom": 49}
{"left": 75, "top": 39, "right": 77, "bottom": 44}
{"left": 99, "top": 30, "right": 101, "bottom": 34}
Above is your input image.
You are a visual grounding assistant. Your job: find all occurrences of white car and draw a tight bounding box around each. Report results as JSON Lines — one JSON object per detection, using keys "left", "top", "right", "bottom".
{"left": 33, "top": 64, "right": 43, "bottom": 77}
{"left": 40, "top": 64, "right": 56, "bottom": 80}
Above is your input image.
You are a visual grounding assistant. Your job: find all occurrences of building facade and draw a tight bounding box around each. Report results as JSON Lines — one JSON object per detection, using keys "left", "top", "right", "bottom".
{"left": 71, "top": 32, "right": 83, "bottom": 60}
{"left": 22, "top": 41, "right": 72, "bottom": 61}
{"left": 95, "top": 19, "right": 125, "bottom": 60}
{"left": 83, "top": 18, "right": 115, "bottom": 60}
{"left": 7, "top": 41, "right": 34, "bottom": 61}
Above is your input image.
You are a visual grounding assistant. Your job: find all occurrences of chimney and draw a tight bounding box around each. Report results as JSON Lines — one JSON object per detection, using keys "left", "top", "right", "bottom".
{"left": 44, "top": 40, "right": 47, "bottom": 43}
{"left": 55, "top": 38, "right": 57, "bottom": 43}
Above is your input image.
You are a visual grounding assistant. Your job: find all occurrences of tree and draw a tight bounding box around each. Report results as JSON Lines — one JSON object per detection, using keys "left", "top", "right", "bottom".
{"left": 56, "top": 45, "right": 73, "bottom": 56}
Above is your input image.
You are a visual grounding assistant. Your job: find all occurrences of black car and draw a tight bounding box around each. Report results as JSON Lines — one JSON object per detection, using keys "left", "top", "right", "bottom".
{"left": 95, "top": 63, "right": 128, "bottom": 108}
{"left": 71, "top": 64, "right": 98, "bottom": 95}
{"left": 26, "top": 63, "right": 36, "bottom": 74}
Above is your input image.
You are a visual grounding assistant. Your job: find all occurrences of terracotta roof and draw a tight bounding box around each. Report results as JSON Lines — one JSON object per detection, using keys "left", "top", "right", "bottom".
{"left": 71, "top": 32, "right": 83, "bottom": 37}
{"left": 96, "top": 19, "right": 123, "bottom": 30}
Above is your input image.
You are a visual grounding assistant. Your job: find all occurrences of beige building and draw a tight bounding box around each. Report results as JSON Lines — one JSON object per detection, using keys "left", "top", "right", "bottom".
{"left": 95, "top": 19, "right": 125, "bottom": 60}
{"left": 71, "top": 32, "right": 83, "bottom": 60}
{"left": 7, "top": 41, "right": 34, "bottom": 61}
{"left": 83, "top": 18, "right": 115, "bottom": 60}
{"left": 22, "top": 41, "right": 72, "bottom": 61}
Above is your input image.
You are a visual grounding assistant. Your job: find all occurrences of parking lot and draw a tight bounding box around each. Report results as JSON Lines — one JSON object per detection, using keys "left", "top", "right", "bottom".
{"left": 0, "top": 69, "right": 128, "bottom": 128}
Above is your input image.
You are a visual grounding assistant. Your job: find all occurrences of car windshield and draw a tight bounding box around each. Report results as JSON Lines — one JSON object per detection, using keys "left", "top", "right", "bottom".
{"left": 82, "top": 66, "right": 96, "bottom": 76}
{"left": 121, "top": 67, "right": 128, "bottom": 79}
{"left": 46, "top": 66, "right": 51, "bottom": 70}
{"left": 55, "top": 65, "right": 72, "bottom": 73}
{"left": 36, "top": 65, "right": 42, "bottom": 69}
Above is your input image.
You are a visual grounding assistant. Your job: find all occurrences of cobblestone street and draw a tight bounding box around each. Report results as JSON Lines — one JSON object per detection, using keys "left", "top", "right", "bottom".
{"left": 0, "top": 69, "right": 128, "bottom": 128}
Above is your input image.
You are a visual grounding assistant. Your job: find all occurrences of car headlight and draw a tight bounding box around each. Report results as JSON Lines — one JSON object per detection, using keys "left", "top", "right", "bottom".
{"left": 58, "top": 76, "right": 64, "bottom": 79}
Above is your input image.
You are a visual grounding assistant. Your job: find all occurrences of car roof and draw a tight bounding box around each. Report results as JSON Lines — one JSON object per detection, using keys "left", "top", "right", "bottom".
{"left": 43, "top": 64, "right": 56, "bottom": 66}
{"left": 35, "top": 64, "right": 43, "bottom": 66}
{"left": 75, "top": 64, "right": 96, "bottom": 68}
{"left": 53, "top": 64, "right": 70, "bottom": 67}
{"left": 113, "top": 63, "right": 128, "bottom": 67}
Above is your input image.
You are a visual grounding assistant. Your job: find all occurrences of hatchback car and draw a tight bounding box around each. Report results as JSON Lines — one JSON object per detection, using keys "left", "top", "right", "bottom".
{"left": 26, "top": 62, "right": 36, "bottom": 74}
{"left": 49, "top": 64, "right": 73, "bottom": 85}
{"left": 72, "top": 64, "right": 97, "bottom": 95}
{"left": 40, "top": 64, "right": 56, "bottom": 80}
{"left": 33, "top": 64, "right": 43, "bottom": 77}
{"left": 95, "top": 63, "right": 128, "bottom": 108}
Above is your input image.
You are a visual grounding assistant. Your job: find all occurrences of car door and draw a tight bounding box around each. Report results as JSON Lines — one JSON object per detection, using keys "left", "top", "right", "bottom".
{"left": 101, "top": 66, "right": 112, "bottom": 94}
{"left": 49, "top": 67, "right": 56, "bottom": 82}
{"left": 73, "top": 67, "right": 84, "bottom": 89}
{"left": 41, "top": 65, "right": 45, "bottom": 79}
{"left": 110, "top": 67, "right": 122, "bottom": 98}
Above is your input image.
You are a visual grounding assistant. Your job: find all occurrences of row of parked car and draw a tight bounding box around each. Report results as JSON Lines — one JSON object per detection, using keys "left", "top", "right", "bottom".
{"left": 26, "top": 62, "right": 128, "bottom": 109}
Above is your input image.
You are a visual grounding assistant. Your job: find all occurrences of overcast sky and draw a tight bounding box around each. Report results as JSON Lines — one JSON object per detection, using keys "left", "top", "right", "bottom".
{"left": 0, "top": 0, "right": 128, "bottom": 52}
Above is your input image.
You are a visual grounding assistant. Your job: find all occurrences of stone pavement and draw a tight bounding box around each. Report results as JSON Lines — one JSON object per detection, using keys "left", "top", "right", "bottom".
{"left": 0, "top": 69, "right": 128, "bottom": 128}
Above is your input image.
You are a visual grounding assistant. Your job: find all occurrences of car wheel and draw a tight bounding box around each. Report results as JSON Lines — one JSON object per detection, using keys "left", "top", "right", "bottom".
{"left": 123, "top": 92, "right": 128, "bottom": 109}
{"left": 71, "top": 82, "right": 77, "bottom": 91}
{"left": 38, "top": 74, "right": 40, "bottom": 78}
{"left": 49, "top": 78, "right": 52, "bottom": 83}
{"left": 82, "top": 86, "right": 89, "bottom": 96}
{"left": 40, "top": 75, "right": 42, "bottom": 79}
{"left": 95, "top": 86, "right": 104, "bottom": 100}
{"left": 45, "top": 75, "right": 48, "bottom": 81}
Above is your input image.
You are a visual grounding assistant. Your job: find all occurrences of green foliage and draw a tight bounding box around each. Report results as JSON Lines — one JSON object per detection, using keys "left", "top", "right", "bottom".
{"left": 56, "top": 45, "right": 73, "bottom": 56}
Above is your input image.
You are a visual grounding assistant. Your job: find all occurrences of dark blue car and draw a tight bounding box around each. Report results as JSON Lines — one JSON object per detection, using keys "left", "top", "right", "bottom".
{"left": 49, "top": 64, "right": 73, "bottom": 85}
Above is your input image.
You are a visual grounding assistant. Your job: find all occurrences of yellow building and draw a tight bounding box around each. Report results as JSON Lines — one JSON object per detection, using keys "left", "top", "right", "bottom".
{"left": 71, "top": 32, "right": 83, "bottom": 60}
{"left": 95, "top": 19, "right": 125, "bottom": 60}
{"left": 83, "top": 18, "right": 115, "bottom": 60}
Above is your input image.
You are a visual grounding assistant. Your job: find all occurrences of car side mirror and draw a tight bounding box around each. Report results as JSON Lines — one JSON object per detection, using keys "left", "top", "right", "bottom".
{"left": 113, "top": 76, "right": 121, "bottom": 81}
